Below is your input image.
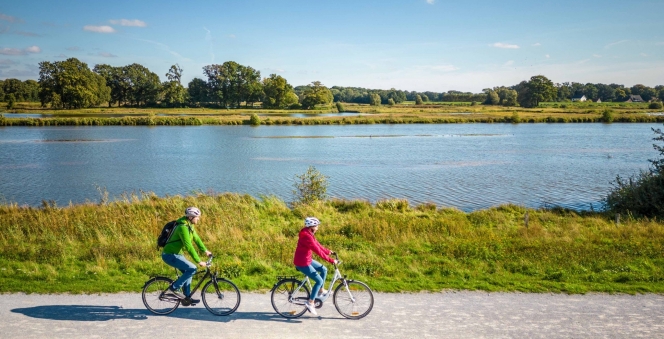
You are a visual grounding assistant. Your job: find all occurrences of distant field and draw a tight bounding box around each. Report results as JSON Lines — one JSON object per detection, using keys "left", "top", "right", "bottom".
{"left": 1, "top": 101, "right": 661, "bottom": 126}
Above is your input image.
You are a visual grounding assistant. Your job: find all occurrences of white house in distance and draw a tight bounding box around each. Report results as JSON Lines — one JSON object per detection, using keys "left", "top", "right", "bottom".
{"left": 572, "top": 95, "right": 587, "bottom": 102}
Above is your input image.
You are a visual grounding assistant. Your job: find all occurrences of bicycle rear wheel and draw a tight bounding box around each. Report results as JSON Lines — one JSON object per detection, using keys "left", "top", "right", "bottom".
{"left": 202, "top": 279, "right": 241, "bottom": 316}
{"left": 142, "top": 277, "right": 180, "bottom": 315}
{"left": 271, "top": 278, "right": 310, "bottom": 318}
{"left": 333, "top": 280, "right": 374, "bottom": 319}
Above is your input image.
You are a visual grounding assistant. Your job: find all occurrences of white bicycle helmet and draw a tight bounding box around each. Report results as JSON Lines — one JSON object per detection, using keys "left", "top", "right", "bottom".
{"left": 304, "top": 217, "right": 320, "bottom": 227}
{"left": 185, "top": 207, "right": 201, "bottom": 218}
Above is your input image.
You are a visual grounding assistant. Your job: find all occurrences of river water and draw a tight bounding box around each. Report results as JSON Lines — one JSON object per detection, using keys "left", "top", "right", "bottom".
{"left": 0, "top": 123, "right": 659, "bottom": 210}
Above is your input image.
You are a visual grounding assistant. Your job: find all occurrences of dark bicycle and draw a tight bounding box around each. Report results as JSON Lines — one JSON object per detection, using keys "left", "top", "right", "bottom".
{"left": 142, "top": 255, "right": 241, "bottom": 315}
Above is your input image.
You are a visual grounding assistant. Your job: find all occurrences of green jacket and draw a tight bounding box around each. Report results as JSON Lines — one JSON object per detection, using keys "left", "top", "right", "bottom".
{"left": 162, "top": 216, "right": 208, "bottom": 263}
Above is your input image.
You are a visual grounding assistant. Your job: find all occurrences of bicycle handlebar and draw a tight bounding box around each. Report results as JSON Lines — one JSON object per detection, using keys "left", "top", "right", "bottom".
{"left": 206, "top": 254, "right": 214, "bottom": 267}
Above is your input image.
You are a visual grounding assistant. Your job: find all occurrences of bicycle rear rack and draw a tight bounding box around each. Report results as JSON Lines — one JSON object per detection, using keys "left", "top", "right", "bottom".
{"left": 276, "top": 275, "right": 298, "bottom": 281}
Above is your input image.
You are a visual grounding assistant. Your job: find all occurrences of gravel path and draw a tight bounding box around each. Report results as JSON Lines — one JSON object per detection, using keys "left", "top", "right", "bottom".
{"left": 2, "top": 292, "right": 663, "bottom": 338}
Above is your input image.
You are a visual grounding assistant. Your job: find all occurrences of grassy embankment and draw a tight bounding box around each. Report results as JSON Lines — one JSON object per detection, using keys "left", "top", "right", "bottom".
{"left": 1, "top": 101, "right": 662, "bottom": 126}
{"left": 2, "top": 193, "right": 663, "bottom": 294}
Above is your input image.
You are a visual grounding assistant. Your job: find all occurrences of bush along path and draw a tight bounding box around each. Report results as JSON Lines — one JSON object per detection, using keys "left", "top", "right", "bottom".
{"left": 1, "top": 193, "right": 663, "bottom": 294}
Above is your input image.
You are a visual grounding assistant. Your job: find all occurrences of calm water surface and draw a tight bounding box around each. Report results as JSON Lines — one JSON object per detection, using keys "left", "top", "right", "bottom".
{"left": 0, "top": 124, "right": 658, "bottom": 210}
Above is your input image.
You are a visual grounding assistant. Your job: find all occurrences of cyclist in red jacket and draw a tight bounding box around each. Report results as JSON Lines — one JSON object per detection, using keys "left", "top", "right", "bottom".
{"left": 293, "top": 217, "right": 337, "bottom": 316}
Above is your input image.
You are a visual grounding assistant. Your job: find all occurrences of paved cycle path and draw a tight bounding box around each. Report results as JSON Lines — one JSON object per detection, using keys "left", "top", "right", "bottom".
{"left": 1, "top": 292, "right": 663, "bottom": 338}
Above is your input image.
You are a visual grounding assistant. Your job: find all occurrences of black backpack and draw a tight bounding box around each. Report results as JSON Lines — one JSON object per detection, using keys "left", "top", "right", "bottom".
{"left": 157, "top": 220, "right": 178, "bottom": 249}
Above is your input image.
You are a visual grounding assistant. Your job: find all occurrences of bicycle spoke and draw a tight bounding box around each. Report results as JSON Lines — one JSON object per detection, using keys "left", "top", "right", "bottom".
{"left": 142, "top": 277, "right": 180, "bottom": 315}
{"left": 333, "top": 281, "right": 374, "bottom": 319}
{"left": 202, "top": 279, "right": 240, "bottom": 316}
{"left": 271, "top": 279, "right": 309, "bottom": 318}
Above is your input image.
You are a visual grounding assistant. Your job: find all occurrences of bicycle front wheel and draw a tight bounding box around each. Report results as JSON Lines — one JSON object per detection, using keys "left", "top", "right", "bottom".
{"left": 271, "top": 278, "right": 310, "bottom": 318}
{"left": 142, "top": 277, "right": 180, "bottom": 315}
{"left": 202, "top": 279, "right": 241, "bottom": 316}
{"left": 333, "top": 280, "right": 374, "bottom": 319}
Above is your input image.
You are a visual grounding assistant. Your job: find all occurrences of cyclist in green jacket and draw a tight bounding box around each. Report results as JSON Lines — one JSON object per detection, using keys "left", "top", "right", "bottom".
{"left": 162, "top": 207, "right": 212, "bottom": 305}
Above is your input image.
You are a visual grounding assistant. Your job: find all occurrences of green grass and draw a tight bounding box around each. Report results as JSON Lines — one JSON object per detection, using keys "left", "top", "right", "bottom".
{"left": 2, "top": 193, "right": 664, "bottom": 294}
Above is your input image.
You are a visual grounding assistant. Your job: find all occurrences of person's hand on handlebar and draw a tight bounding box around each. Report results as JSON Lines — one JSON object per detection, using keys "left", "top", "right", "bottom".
{"left": 205, "top": 250, "right": 213, "bottom": 257}
{"left": 198, "top": 261, "right": 208, "bottom": 267}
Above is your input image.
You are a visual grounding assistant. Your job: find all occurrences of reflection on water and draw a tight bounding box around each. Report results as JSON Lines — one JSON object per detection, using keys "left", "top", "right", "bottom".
{"left": 0, "top": 123, "right": 658, "bottom": 211}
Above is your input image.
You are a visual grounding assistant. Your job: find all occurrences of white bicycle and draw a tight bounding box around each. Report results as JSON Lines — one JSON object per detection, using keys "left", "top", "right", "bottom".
{"left": 270, "top": 254, "right": 374, "bottom": 319}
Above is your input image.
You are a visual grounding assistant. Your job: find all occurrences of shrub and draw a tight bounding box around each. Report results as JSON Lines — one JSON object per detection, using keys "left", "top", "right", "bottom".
{"left": 292, "top": 166, "right": 329, "bottom": 205}
{"left": 336, "top": 102, "right": 345, "bottom": 112}
{"left": 650, "top": 102, "right": 663, "bottom": 110}
{"left": 602, "top": 109, "right": 614, "bottom": 123}
{"left": 248, "top": 113, "right": 261, "bottom": 126}
{"left": 387, "top": 98, "right": 395, "bottom": 106}
{"left": 605, "top": 125, "right": 664, "bottom": 218}
{"left": 511, "top": 112, "right": 521, "bottom": 124}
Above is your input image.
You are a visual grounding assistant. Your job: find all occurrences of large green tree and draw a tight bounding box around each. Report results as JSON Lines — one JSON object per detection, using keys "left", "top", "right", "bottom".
{"left": 187, "top": 78, "right": 210, "bottom": 106}
{"left": 202, "top": 61, "right": 262, "bottom": 108}
{"left": 123, "top": 63, "right": 161, "bottom": 107}
{"left": 162, "top": 64, "right": 187, "bottom": 107}
{"left": 517, "top": 75, "right": 556, "bottom": 108}
{"left": 300, "top": 81, "right": 333, "bottom": 109}
{"left": 38, "top": 58, "right": 110, "bottom": 109}
{"left": 262, "top": 74, "right": 295, "bottom": 109}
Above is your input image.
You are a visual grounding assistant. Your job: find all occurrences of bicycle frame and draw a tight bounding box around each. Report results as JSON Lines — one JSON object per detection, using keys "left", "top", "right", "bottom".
{"left": 285, "top": 255, "right": 357, "bottom": 304}
{"left": 155, "top": 255, "right": 221, "bottom": 300}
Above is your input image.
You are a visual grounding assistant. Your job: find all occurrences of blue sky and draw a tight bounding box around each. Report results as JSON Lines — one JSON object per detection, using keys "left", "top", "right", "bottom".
{"left": 1, "top": 0, "right": 662, "bottom": 92}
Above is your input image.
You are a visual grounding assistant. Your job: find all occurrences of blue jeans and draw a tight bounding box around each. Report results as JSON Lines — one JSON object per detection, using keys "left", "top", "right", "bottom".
{"left": 162, "top": 253, "right": 197, "bottom": 297}
{"left": 296, "top": 260, "right": 328, "bottom": 300}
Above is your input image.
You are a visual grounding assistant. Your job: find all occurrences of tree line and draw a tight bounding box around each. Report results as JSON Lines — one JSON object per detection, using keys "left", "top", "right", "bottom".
{"left": 2, "top": 57, "right": 664, "bottom": 110}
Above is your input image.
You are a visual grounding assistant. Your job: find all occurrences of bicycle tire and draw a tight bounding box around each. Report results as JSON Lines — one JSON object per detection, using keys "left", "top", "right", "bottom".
{"left": 333, "top": 280, "right": 374, "bottom": 319}
{"left": 271, "top": 278, "right": 310, "bottom": 318}
{"left": 142, "top": 276, "right": 180, "bottom": 315}
{"left": 201, "top": 278, "right": 241, "bottom": 316}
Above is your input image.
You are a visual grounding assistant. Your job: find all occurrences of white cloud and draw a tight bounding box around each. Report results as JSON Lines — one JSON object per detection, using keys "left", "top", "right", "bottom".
{"left": 491, "top": 42, "right": 520, "bottom": 49}
{"left": 83, "top": 25, "right": 116, "bottom": 33}
{"left": 593, "top": 54, "right": 602, "bottom": 58}
{"left": 0, "top": 59, "right": 17, "bottom": 65}
{"left": 504, "top": 60, "right": 514, "bottom": 66}
{"left": 0, "top": 46, "right": 40, "bottom": 55}
{"left": 109, "top": 19, "right": 147, "bottom": 27}
{"left": 604, "top": 40, "right": 628, "bottom": 49}
{"left": 426, "top": 0, "right": 435, "bottom": 4}
{"left": 545, "top": 54, "right": 550, "bottom": 58}
{"left": 0, "top": 13, "right": 22, "bottom": 23}
{"left": 98, "top": 52, "right": 117, "bottom": 57}
{"left": 228, "top": 34, "right": 236, "bottom": 39}
{"left": 532, "top": 43, "right": 541, "bottom": 47}
{"left": 66, "top": 46, "right": 81, "bottom": 51}
{"left": 641, "top": 53, "right": 649, "bottom": 57}
{"left": 0, "top": 48, "right": 25, "bottom": 55}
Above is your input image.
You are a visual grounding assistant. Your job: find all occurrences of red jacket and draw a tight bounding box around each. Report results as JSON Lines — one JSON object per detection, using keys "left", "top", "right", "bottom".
{"left": 293, "top": 227, "right": 334, "bottom": 266}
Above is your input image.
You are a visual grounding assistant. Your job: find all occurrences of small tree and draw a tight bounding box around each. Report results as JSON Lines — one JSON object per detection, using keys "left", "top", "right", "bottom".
{"left": 292, "top": 166, "right": 329, "bottom": 205}
{"left": 605, "top": 125, "right": 664, "bottom": 217}
{"left": 369, "top": 93, "right": 381, "bottom": 106}
{"left": 336, "top": 102, "right": 345, "bottom": 112}
{"left": 387, "top": 98, "right": 395, "bottom": 106}
{"left": 415, "top": 95, "right": 423, "bottom": 105}
{"left": 602, "top": 109, "right": 614, "bottom": 123}
{"left": 249, "top": 113, "right": 261, "bottom": 126}
{"left": 6, "top": 93, "right": 15, "bottom": 109}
